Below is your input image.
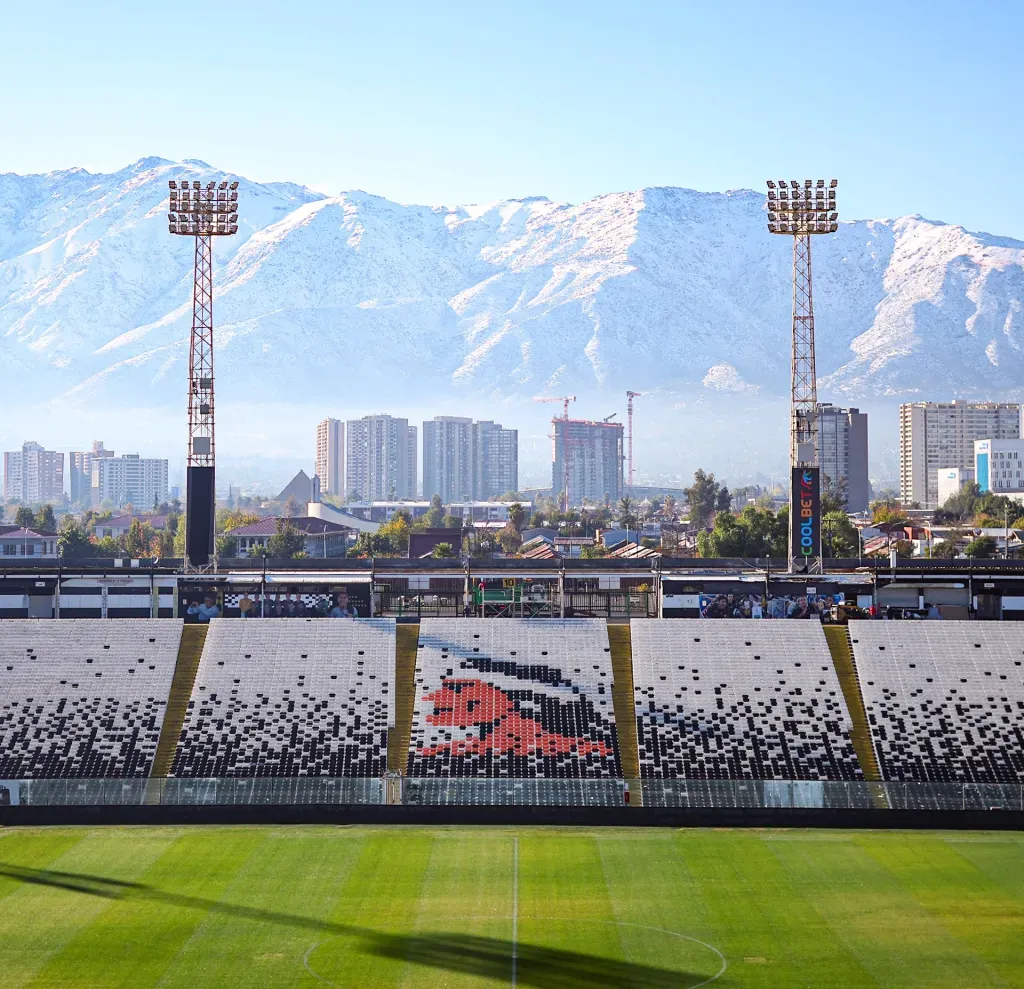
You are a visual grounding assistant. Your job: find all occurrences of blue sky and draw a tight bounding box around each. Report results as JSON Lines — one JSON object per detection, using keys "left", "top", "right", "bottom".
{"left": 3, "top": 0, "right": 1022, "bottom": 237}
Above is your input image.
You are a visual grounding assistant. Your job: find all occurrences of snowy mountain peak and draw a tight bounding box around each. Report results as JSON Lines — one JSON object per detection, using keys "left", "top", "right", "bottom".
{"left": 1, "top": 159, "right": 1023, "bottom": 481}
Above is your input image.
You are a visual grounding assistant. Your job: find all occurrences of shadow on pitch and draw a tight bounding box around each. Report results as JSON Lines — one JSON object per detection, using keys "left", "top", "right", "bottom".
{"left": 0, "top": 864, "right": 721, "bottom": 988}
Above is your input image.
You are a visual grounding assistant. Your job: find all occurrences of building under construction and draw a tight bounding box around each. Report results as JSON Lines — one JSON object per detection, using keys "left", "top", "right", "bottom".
{"left": 552, "top": 418, "right": 624, "bottom": 506}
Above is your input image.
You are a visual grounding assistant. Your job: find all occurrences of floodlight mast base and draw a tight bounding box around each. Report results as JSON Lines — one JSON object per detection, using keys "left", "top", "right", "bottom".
{"left": 185, "top": 234, "right": 216, "bottom": 568}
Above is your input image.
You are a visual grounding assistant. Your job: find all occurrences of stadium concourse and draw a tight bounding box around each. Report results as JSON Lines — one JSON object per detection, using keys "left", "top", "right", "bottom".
{"left": 0, "top": 613, "right": 1022, "bottom": 824}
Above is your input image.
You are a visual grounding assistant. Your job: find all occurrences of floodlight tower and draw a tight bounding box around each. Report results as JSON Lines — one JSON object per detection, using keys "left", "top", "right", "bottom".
{"left": 167, "top": 178, "right": 239, "bottom": 568}
{"left": 766, "top": 178, "right": 838, "bottom": 573}
{"left": 626, "top": 391, "right": 642, "bottom": 489}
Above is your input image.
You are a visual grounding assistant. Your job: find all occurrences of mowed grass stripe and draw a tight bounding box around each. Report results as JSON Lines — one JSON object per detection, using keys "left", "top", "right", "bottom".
{"left": 678, "top": 830, "right": 879, "bottom": 987}
{"left": 308, "top": 829, "right": 436, "bottom": 989}
{"left": 767, "top": 831, "right": 1009, "bottom": 988}
{"left": 597, "top": 830, "right": 727, "bottom": 983}
{"left": 0, "top": 830, "right": 86, "bottom": 903}
{"left": 397, "top": 830, "right": 519, "bottom": 989}
{"left": 859, "top": 833, "right": 1024, "bottom": 987}
{"left": 150, "top": 828, "right": 368, "bottom": 989}
{"left": 0, "top": 829, "right": 180, "bottom": 989}
{"left": 24, "top": 829, "right": 265, "bottom": 989}
{"left": 946, "top": 834, "right": 1024, "bottom": 903}
{"left": 517, "top": 831, "right": 623, "bottom": 968}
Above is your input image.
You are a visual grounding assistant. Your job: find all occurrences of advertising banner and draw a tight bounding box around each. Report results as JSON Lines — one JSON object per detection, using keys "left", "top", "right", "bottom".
{"left": 791, "top": 466, "right": 821, "bottom": 568}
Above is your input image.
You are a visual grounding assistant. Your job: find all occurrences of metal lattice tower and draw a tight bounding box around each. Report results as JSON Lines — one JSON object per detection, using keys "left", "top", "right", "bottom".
{"left": 626, "top": 390, "right": 642, "bottom": 488}
{"left": 168, "top": 178, "right": 239, "bottom": 568}
{"left": 767, "top": 178, "right": 837, "bottom": 467}
{"left": 767, "top": 178, "right": 838, "bottom": 573}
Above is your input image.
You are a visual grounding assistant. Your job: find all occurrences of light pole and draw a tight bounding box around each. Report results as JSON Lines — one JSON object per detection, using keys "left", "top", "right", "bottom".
{"left": 167, "top": 177, "right": 240, "bottom": 569}
{"left": 766, "top": 178, "right": 838, "bottom": 574}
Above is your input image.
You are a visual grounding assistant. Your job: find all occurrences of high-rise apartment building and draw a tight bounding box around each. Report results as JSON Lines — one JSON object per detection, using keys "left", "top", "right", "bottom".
{"left": 91, "top": 454, "right": 169, "bottom": 509}
{"left": 552, "top": 419, "right": 623, "bottom": 506}
{"left": 3, "top": 441, "right": 64, "bottom": 503}
{"left": 315, "top": 418, "right": 345, "bottom": 496}
{"left": 423, "top": 417, "right": 474, "bottom": 502}
{"left": 899, "top": 401, "right": 1021, "bottom": 508}
{"left": 816, "top": 404, "right": 869, "bottom": 513}
{"left": 69, "top": 441, "right": 114, "bottom": 505}
{"left": 345, "top": 415, "right": 417, "bottom": 501}
{"left": 473, "top": 420, "right": 518, "bottom": 499}
{"left": 421, "top": 417, "right": 519, "bottom": 502}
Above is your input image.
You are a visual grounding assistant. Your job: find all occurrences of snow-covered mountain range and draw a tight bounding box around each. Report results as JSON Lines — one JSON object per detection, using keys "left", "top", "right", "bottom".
{"left": 3, "top": 157, "right": 1023, "bottom": 487}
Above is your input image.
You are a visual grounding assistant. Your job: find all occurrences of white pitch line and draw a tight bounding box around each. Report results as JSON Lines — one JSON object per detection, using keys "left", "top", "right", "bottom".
{"left": 512, "top": 835, "right": 519, "bottom": 988}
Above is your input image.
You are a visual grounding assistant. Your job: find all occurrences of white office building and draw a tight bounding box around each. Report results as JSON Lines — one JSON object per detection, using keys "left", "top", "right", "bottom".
{"left": 345, "top": 415, "right": 417, "bottom": 501}
{"left": 936, "top": 467, "right": 975, "bottom": 507}
{"left": 975, "top": 439, "right": 1024, "bottom": 497}
{"left": 899, "top": 401, "right": 1021, "bottom": 508}
{"left": 315, "top": 418, "right": 345, "bottom": 496}
{"left": 3, "top": 441, "right": 64, "bottom": 504}
{"left": 91, "top": 454, "right": 169, "bottom": 509}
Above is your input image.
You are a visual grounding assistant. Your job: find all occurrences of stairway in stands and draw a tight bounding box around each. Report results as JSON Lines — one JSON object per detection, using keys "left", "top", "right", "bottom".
{"left": 388, "top": 623, "right": 420, "bottom": 773}
{"left": 823, "top": 625, "right": 888, "bottom": 806}
{"left": 150, "top": 624, "right": 207, "bottom": 779}
{"left": 607, "top": 621, "right": 641, "bottom": 803}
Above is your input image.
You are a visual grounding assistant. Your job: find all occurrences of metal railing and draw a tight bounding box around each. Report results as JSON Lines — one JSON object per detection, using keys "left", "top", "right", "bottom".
{"left": 2, "top": 778, "right": 1021, "bottom": 810}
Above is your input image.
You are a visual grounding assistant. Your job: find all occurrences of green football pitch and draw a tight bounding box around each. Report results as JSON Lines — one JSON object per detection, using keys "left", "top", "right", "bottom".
{"left": 0, "top": 827, "right": 1022, "bottom": 988}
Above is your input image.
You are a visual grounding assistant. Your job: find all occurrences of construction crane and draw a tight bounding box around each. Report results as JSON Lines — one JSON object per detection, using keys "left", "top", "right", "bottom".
{"left": 603, "top": 413, "right": 618, "bottom": 422}
{"left": 626, "top": 391, "right": 643, "bottom": 489}
{"left": 534, "top": 395, "right": 577, "bottom": 510}
{"left": 533, "top": 395, "right": 576, "bottom": 420}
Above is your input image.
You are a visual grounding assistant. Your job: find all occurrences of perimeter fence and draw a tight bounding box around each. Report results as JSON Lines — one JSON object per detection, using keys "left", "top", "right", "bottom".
{"left": 2, "top": 778, "right": 1021, "bottom": 811}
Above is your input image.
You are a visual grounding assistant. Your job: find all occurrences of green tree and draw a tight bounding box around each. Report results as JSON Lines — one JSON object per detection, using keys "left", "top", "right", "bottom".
{"left": 617, "top": 496, "right": 638, "bottom": 530}
{"left": 822, "top": 511, "right": 858, "bottom": 557}
{"left": 282, "top": 495, "right": 302, "bottom": 518}
{"left": 508, "top": 502, "right": 526, "bottom": 534}
{"left": 580, "top": 544, "right": 609, "bottom": 559}
{"left": 377, "top": 511, "right": 412, "bottom": 554}
{"left": 684, "top": 470, "right": 728, "bottom": 529}
{"left": 964, "top": 535, "right": 997, "bottom": 559}
{"left": 930, "top": 539, "right": 959, "bottom": 559}
{"left": 155, "top": 517, "right": 177, "bottom": 558}
{"left": 124, "top": 518, "right": 153, "bottom": 558}
{"left": 266, "top": 519, "right": 307, "bottom": 558}
{"left": 215, "top": 533, "right": 238, "bottom": 559}
{"left": 14, "top": 506, "right": 35, "bottom": 528}
{"left": 697, "top": 505, "right": 787, "bottom": 558}
{"left": 821, "top": 474, "right": 848, "bottom": 514}
{"left": 422, "top": 494, "right": 445, "bottom": 528}
{"left": 872, "top": 502, "right": 909, "bottom": 527}
{"left": 94, "top": 536, "right": 123, "bottom": 556}
{"left": 497, "top": 526, "right": 522, "bottom": 556}
{"left": 34, "top": 504, "right": 56, "bottom": 531}
{"left": 57, "top": 515, "right": 93, "bottom": 560}
{"left": 430, "top": 541, "right": 456, "bottom": 559}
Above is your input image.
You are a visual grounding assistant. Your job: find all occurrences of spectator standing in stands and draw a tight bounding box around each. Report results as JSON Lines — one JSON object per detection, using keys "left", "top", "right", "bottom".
{"left": 238, "top": 592, "right": 253, "bottom": 618}
{"left": 250, "top": 594, "right": 263, "bottom": 617}
{"left": 197, "top": 594, "right": 220, "bottom": 622}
